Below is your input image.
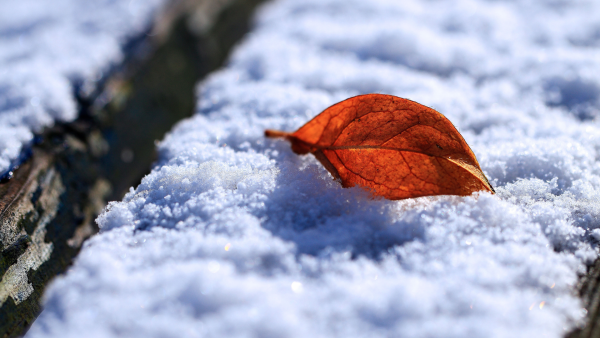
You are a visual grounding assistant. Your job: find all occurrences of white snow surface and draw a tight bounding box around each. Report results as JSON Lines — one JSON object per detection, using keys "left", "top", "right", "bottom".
{"left": 0, "top": 0, "right": 166, "bottom": 177}
{"left": 28, "top": 0, "right": 600, "bottom": 337}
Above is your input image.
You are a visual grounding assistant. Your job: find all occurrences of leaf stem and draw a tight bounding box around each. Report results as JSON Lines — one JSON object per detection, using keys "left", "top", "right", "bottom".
{"left": 264, "top": 129, "right": 292, "bottom": 138}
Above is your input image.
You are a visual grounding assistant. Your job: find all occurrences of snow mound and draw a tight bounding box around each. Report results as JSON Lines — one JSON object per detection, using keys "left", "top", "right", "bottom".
{"left": 0, "top": 0, "right": 166, "bottom": 177}
{"left": 28, "top": 0, "right": 600, "bottom": 337}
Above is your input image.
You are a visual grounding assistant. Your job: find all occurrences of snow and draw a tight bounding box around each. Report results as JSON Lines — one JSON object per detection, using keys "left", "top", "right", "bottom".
{"left": 0, "top": 0, "right": 167, "bottom": 178}
{"left": 27, "top": 0, "right": 600, "bottom": 337}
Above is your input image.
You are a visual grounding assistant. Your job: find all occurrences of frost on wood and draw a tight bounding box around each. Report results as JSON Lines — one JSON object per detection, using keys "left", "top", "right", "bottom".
{"left": 27, "top": 0, "right": 600, "bottom": 337}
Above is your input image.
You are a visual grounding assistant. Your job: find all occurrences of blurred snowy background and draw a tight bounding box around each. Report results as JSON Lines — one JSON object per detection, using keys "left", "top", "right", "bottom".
{"left": 9, "top": 0, "right": 600, "bottom": 337}
{"left": 0, "top": 0, "right": 165, "bottom": 179}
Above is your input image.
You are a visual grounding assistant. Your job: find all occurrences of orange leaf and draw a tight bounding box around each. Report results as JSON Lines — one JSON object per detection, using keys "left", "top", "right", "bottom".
{"left": 265, "top": 94, "right": 494, "bottom": 200}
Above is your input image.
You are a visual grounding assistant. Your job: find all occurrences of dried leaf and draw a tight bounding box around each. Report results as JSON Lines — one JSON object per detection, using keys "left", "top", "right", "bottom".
{"left": 265, "top": 94, "right": 494, "bottom": 200}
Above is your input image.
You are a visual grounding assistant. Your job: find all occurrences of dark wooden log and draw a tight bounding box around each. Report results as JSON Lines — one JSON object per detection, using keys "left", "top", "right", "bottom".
{"left": 567, "top": 259, "right": 600, "bottom": 338}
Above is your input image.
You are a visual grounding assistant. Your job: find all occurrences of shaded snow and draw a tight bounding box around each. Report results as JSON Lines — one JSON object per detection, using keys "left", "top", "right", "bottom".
{"left": 28, "top": 0, "right": 600, "bottom": 337}
{"left": 0, "top": 0, "right": 166, "bottom": 177}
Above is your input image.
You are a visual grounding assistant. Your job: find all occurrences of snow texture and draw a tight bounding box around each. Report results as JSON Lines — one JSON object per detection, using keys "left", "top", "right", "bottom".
{"left": 28, "top": 0, "right": 600, "bottom": 337}
{"left": 0, "top": 0, "right": 166, "bottom": 178}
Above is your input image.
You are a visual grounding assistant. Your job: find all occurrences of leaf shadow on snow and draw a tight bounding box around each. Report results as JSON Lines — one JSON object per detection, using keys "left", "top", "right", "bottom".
{"left": 257, "top": 145, "right": 427, "bottom": 260}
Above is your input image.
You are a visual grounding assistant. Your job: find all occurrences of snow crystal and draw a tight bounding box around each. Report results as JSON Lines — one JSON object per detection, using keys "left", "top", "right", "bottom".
{"left": 0, "top": 0, "right": 167, "bottom": 177}
{"left": 28, "top": 0, "right": 600, "bottom": 337}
